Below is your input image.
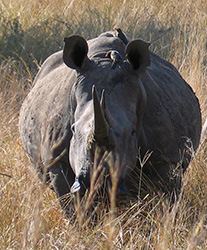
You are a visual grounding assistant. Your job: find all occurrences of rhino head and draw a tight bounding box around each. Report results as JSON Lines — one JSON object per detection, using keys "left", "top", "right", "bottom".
{"left": 63, "top": 34, "right": 150, "bottom": 194}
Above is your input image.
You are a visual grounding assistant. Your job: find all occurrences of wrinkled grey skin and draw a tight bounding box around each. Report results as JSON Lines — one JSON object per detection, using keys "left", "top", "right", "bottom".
{"left": 19, "top": 30, "right": 201, "bottom": 208}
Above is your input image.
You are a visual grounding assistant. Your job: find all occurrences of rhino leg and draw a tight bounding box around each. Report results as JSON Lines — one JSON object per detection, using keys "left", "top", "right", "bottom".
{"left": 48, "top": 162, "right": 75, "bottom": 212}
{"left": 144, "top": 163, "right": 183, "bottom": 201}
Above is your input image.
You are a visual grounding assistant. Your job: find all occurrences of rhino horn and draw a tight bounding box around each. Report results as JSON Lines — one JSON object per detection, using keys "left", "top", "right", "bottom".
{"left": 92, "top": 85, "right": 109, "bottom": 141}
{"left": 100, "top": 89, "right": 114, "bottom": 127}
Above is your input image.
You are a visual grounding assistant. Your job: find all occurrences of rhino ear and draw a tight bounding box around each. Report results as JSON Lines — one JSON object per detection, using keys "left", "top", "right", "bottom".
{"left": 125, "top": 39, "right": 150, "bottom": 72}
{"left": 63, "top": 35, "right": 89, "bottom": 72}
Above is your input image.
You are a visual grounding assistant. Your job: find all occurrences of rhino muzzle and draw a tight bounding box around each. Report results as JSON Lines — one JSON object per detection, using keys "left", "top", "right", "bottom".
{"left": 70, "top": 86, "right": 115, "bottom": 193}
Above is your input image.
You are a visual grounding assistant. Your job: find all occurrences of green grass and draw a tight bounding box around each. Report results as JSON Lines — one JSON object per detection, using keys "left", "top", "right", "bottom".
{"left": 0, "top": 0, "right": 207, "bottom": 249}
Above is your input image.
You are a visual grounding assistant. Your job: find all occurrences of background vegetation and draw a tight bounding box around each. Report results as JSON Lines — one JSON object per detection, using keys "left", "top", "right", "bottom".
{"left": 0, "top": 0, "right": 207, "bottom": 249}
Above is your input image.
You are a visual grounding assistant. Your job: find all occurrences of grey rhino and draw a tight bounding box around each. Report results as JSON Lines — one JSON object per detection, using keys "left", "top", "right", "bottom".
{"left": 19, "top": 29, "right": 201, "bottom": 209}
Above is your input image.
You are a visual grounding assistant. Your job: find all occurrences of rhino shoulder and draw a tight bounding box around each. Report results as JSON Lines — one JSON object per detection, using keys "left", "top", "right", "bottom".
{"left": 32, "top": 50, "right": 64, "bottom": 87}
{"left": 149, "top": 52, "right": 179, "bottom": 74}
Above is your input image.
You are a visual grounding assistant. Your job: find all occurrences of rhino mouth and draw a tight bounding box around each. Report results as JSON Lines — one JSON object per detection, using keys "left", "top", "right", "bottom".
{"left": 70, "top": 150, "right": 106, "bottom": 194}
{"left": 70, "top": 149, "right": 129, "bottom": 195}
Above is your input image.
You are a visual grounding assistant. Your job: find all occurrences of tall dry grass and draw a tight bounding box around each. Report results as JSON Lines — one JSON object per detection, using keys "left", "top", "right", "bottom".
{"left": 0, "top": 0, "right": 207, "bottom": 249}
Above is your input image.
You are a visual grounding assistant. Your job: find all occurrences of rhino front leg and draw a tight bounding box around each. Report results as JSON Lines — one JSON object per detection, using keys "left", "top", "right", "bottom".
{"left": 48, "top": 162, "right": 75, "bottom": 213}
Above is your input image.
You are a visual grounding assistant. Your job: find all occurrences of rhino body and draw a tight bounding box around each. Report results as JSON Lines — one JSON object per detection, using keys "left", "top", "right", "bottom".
{"left": 19, "top": 30, "right": 201, "bottom": 207}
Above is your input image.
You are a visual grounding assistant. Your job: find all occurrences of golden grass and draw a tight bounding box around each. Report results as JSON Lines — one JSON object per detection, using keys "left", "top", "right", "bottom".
{"left": 0, "top": 0, "right": 207, "bottom": 249}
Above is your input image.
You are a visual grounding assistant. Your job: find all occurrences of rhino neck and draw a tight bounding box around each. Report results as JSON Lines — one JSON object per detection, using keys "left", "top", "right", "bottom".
{"left": 136, "top": 78, "right": 147, "bottom": 137}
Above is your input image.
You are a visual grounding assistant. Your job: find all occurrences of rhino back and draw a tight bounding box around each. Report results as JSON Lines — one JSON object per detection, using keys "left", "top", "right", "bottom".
{"left": 87, "top": 33, "right": 126, "bottom": 58}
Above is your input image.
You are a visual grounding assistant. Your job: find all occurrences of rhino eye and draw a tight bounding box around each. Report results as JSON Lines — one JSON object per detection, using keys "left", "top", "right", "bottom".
{"left": 132, "top": 130, "right": 136, "bottom": 135}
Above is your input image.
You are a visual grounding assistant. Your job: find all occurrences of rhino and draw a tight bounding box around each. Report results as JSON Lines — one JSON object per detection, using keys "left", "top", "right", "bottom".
{"left": 19, "top": 29, "right": 201, "bottom": 209}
